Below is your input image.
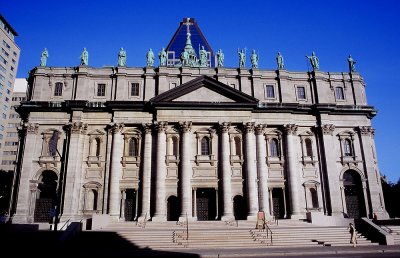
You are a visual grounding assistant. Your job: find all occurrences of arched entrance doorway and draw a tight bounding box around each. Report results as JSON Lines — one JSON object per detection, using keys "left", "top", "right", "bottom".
{"left": 233, "top": 195, "right": 246, "bottom": 220}
{"left": 343, "top": 170, "right": 366, "bottom": 218}
{"left": 34, "top": 170, "right": 58, "bottom": 222}
{"left": 196, "top": 188, "right": 216, "bottom": 221}
{"left": 167, "top": 195, "right": 180, "bottom": 221}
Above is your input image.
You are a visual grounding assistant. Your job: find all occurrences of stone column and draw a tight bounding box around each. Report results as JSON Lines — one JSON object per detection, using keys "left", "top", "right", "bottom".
{"left": 220, "top": 122, "right": 234, "bottom": 221}
{"left": 14, "top": 123, "right": 39, "bottom": 223}
{"left": 320, "top": 124, "right": 342, "bottom": 215}
{"left": 358, "top": 126, "right": 389, "bottom": 218}
{"left": 284, "top": 124, "right": 302, "bottom": 218}
{"left": 139, "top": 123, "right": 152, "bottom": 221}
{"left": 109, "top": 123, "right": 124, "bottom": 218}
{"left": 63, "top": 121, "right": 87, "bottom": 218}
{"left": 120, "top": 190, "right": 126, "bottom": 220}
{"left": 256, "top": 124, "right": 271, "bottom": 217}
{"left": 152, "top": 121, "right": 168, "bottom": 221}
{"left": 244, "top": 122, "right": 258, "bottom": 220}
{"left": 179, "top": 121, "right": 193, "bottom": 221}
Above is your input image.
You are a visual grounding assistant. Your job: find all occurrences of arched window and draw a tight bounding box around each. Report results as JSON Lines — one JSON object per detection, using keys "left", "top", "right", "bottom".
{"left": 95, "top": 138, "right": 101, "bottom": 156}
{"left": 172, "top": 136, "right": 179, "bottom": 156}
{"left": 54, "top": 82, "right": 63, "bottom": 96}
{"left": 201, "top": 137, "right": 210, "bottom": 155}
{"left": 344, "top": 139, "right": 352, "bottom": 156}
{"left": 87, "top": 189, "right": 98, "bottom": 210}
{"left": 128, "top": 138, "right": 138, "bottom": 157}
{"left": 305, "top": 138, "right": 313, "bottom": 157}
{"left": 234, "top": 137, "right": 241, "bottom": 156}
{"left": 269, "top": 138, "right": 279, "bottom": 157}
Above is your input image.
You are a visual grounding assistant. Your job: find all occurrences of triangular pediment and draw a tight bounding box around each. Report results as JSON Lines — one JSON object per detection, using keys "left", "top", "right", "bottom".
{"left": 150, "top": 76, "right": 258, "bottom": 108}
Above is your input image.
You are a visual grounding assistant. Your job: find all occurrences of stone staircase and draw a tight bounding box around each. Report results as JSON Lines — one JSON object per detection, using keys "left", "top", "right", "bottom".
{"left": 381, "top": 225, "right": 400, "bottom": 245}
{"left": 96, "top": 220, "right": 378, "bottom": 250}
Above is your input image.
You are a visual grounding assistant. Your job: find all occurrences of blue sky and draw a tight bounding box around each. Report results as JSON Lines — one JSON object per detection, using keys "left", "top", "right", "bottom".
{"left": 2, "top": 0, "right": 399, "bottom": 182}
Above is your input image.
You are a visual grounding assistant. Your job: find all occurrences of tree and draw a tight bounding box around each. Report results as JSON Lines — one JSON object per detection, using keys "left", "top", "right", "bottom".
{"left": 381, "top": 175, "right": 400, "bottom": 218}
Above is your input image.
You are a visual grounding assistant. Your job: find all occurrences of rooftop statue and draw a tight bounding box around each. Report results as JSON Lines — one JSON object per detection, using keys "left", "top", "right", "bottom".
{"left": 118, "top": 47, "right": 127, "bottom": 67}
{"left": 347, "top": 55, "right": 356, "bottom": 72}
{"left": 146, "top": 48, "right": 155, "bottom": 67}
{"left": 216, "top": 49, "right": 224, "bottom": 67}
{"left": 199, "top": 46, "right": 208, "bottom": 67}
{"left": 80, "top": 47, "right": 89, "bottom": 66}
{"left": 276, "top": 52, "right": 284, "bottom": 70}
{"left": 250, "top": 49, "right": 259, "bottom": 69}
{"left": 40, "top": 48, "right": 49, "bottom": 67}
{"left": 158, "top": 47, "right": 167, "bottom": 66}
{"left": 238, "top": 48, "right": 246, "bottom": 68}
{"left": 306, "top": 51, "right": 319, "bottom": 70}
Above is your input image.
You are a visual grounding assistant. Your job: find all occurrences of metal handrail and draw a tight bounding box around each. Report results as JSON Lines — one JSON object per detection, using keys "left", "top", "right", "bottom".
{"left": 59, "top": 218, "right": 71, "bottom": 231}
{"left": 264, "top": 220, "right": 273, "bottom": 245}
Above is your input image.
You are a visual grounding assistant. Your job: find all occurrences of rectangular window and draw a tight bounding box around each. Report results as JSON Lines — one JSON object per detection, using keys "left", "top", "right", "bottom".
{"left": 131, "top": 83, "right": 139, "bottom": 96}
{"left": 0, "top": 134, "right": 2, "bottom": 139}
{"left": 2, "top": 113, "right": 6, "bottom": 119}
{"left": 335, "top": 87, "right": 345, "bottom": 100}
{"left": 0, "top": 125, "right": 4, "bottom": 131}
{"left": 6, "top": 132, "right": 18, "bottom": 137}
{"left": 265, "top": 85, "right": 275, "bottom": 99}
{"left": 97, "top": 84, "right": 106, "bottom": 96}
{"left": 54, "top": 82, "right": 63, "bottom": 96}
{"left": 297, "top": 86, "right": 306, "bottom": 100}
{"left": 0, "top": 74, "right": 5, "bottom": 81}
{"left": 2, "top": 40, "right": 10, "bottom": 49}
{"left": 13, "top": 51, "right": 17, "bottom": 57}
{"left": 1, "top": 48, "right": 9, "bottom": 57}
{"left": 0, "top": 55, "right": 7, "bottom": 65}
{"left": 0, "top": 64, "right": 6, "bottom": 73}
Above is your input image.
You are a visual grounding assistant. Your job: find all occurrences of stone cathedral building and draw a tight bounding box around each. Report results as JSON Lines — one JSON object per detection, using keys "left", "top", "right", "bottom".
{"left": 11, "top": 18, "right": 388, "bottom": 225}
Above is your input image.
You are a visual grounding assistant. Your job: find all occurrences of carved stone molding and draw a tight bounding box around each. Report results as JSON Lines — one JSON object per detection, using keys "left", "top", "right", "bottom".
{"left": 321, "top": 124, "right": 335, "bottom": 135}
{"left": 110, "top": 123, "right": 125, "bottom": 134}
{"left": 284, "top": 124, "right": 298, "bottom": 135}
{"left": 255, "top": 124, "right": 265, "bottom": 135}
{"left": 219, "top": 122, "right": 231, "bottom": 133}
{"left": 179, "top": 121, "right": 192, "bottom": 133}
{"left": 141, "top": 123, "right": 153, "bottom": 134}
{"left": 26, "top": 123, "right": 39, "bottom": 134}
{"left": 244, "top": 122, "right": 255, "bottom": 133}
{"left": 358, "top": 126, "right": 375, "bottom": 136}
{"left": 156, "top": 121, "right": 168, "bottom": 133}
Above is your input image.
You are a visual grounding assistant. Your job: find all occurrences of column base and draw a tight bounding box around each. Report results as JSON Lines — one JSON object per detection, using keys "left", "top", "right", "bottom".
{"left": 138, "top": 216, "right": 151, "bottom": 222}
{"left": 289, "top": 213, "right": 305, "bottom": 220}
{"left": 247, "top": 215, "right": 258, "bottom": 221}
{"left": 221, "top": 214, "right": 235, "bottom": 221}
{"left": 152, "top": 215, "right": 167, "bottom": 222}
{"left": 179, "top": 216, "right": 196, "bottom": 222}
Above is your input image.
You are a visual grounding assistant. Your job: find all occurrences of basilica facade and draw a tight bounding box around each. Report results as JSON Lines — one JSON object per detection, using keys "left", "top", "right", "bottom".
{"left": 11, "top": 18, "right": 388, "bottom": 224}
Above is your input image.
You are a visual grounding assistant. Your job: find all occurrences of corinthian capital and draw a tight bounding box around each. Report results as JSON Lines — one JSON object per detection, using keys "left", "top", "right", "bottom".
{"left": 244, "top": 122, "right": 255, "bottom": 133}
{"left": 284, "top": 124, "right": 298, "bottom": 135}
{"left": 358, "top": 126, "right": 375, "bottom": 136}
{"left": 255, "top": 124, "right": 266, "bottom": 135}
{"left": 26, "top": 123, "right": 39, "bottom": 134}
{"left": 321, "top": 124, "right": 335, "bottom": 135}
{"left": 219, "top": 122, "right": 231, "bottom": 133}
{"left": 156, "top": 121, "right": 168, "bottom": 133}
{"left": 68, "top": 121, "right": 88, "bottom": 134}
{"left": 179, "top": 121, "right": 192, "bottom": 133}
{"left": 142, "top": 123, "right": 153, "bottom": 134}
{"left": 110, "top": 123, "right": 125, "bottom": 134}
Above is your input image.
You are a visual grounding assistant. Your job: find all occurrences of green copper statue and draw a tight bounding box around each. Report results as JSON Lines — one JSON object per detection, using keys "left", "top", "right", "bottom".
{"left": 250, "top": 49, "right": 259, "bottom": 69}
{"left": 146, "top": 48, "right": 155, "bottom": 67}
{"left": 40, "top": 48, "right": 49, "bottom": 67}
{"left": 118, "top": 47, "right": 127, "bottom": 67}
{"left": 199, "top": 46, "right": 207, "bottom": 67}
{"left": 276, "top": 52, "right": 284, "bottom": 70}
{"left": 80, "top": 47, "right": 89, "bottom": 66}
{"left": 238, "top": 48, "right": 246, "bottom": 68}
{"left": 347, "top": 55, "right": 356, "bottom": 72}
{"left": 216, "top": 49, "right": 224, "bottom": 67}
{"left": 158, "top": 47, "right": 167, "bottom": 66}
{"left": 306, "top": 51, "right": 319, "bottom": 70}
